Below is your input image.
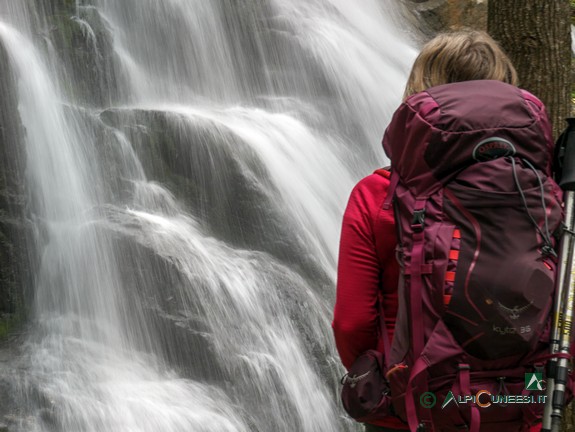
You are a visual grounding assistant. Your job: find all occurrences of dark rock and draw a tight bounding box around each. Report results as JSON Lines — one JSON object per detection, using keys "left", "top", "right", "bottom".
{"left": 0, "top": 35, "right": 35, "bottom": 341}
{"left": 400, "top": 0, "right": 487, "bottom": 38}
{"left": 32, "top": 0, "right": 120, "bottom": 107}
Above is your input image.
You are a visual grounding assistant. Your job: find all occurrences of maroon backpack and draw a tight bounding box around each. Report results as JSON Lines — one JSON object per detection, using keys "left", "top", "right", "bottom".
{"left": 381, "top": 80, "right": 563, "bottom": 431}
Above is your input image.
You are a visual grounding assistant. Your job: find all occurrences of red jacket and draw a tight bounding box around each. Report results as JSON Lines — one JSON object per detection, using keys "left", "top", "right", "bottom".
{"left": 332, "top": 170, "right": 404, "bottom": 429}
{"left": 333, "top": 170, "right": 398, "bottom": 368}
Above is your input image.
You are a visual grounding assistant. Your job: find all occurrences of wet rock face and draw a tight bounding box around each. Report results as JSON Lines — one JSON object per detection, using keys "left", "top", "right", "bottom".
{"left": 0, "top": 59, "right": 30, "bottom": 428}
{"left": 0, "top": 0, "right": 485, "bottom": 354}
{"left": 97, "top": 108, "right": 332, "bottom": 290}
{"left": 401, "top": 0, "right": 487, "bottom": 38}
{"left": 0, "top": 42, "right": 33, "bottom": 339}
{"left": 33, "top": 0, "right": 119, "bottom": 107}
{"left": 0, "top": 0, "right": 119, "bottom": 340}
{"left": 0, "top": 14, "right": 38, "bottom": 431}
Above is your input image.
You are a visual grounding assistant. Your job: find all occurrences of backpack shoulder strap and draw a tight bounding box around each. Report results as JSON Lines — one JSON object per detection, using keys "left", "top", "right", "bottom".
{"left": 374, "top": 168, "right": 398, "bottom": 210}
{"left": 371, "top": 167, "right": 394, "bottom": 366}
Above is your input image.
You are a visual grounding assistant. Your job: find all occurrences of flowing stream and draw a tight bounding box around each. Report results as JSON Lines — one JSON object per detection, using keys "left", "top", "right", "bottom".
{"left": 0, "top": 1, "right": 416, "bottom": 431}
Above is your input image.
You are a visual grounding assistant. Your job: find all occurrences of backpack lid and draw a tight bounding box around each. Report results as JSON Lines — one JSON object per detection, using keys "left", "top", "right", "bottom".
{"left": 382, "top": 80, "right": 554, "bottom": 198}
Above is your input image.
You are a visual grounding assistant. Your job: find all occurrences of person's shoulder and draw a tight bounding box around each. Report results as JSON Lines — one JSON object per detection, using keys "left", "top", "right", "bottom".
{"left": 352, "top": 169, "right": 390, "bottom": 195}
{"left": 345, "top": 170, "right": 393, "bottom": 225}
{"left": 348, "top": 170, "right": 391, "bottom": 210}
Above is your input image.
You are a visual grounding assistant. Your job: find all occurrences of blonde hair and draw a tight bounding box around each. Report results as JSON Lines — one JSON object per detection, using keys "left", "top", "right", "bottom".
{"left": 403, "top": 29, "right": 518, "bottom": 100}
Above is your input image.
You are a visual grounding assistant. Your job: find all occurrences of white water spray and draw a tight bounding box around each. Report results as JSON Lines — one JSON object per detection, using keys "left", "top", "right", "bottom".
{"left": 0, "top": 1, "right": 417, "bottom": 431}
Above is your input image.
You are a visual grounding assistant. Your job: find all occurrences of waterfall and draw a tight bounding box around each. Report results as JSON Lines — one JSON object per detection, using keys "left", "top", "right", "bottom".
{"left": 0, "top": 1, "right": 416, "bottom": 431}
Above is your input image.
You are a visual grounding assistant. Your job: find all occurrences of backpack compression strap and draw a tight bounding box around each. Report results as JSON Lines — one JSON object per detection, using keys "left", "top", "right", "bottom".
{"left": 375, "top": 168, "right": 435, "bottom": 430}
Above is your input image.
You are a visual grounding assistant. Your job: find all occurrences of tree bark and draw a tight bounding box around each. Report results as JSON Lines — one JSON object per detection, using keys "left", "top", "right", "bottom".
{"left": 489, "top": 2, "right": 573, "bottom": 430}
{"left": 487, "top": 0, "right": 571, "bottom": 139}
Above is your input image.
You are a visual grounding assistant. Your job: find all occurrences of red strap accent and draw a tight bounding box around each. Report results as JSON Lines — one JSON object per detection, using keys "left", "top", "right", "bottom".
{"left": 449, "top": 250, "right": 459, "bottom": 260}
{"left": 385, "top": 363, "right": 408, "bottom": 380}
{"left": 534, "top": 352, "right": 573, "bottom": 362}
{"left": 444, "top": 271, "right": 456, "bottom": 282}
{"left": 453, "top": 229, "right": 461, "bottom": 239}
{"left": 444, "top": 294, "right": 452, "bottom": 305}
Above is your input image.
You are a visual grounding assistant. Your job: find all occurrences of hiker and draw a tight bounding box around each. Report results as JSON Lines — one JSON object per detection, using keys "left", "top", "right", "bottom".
{"left": 333, "top": 29, "right": 560, "bottom": 432}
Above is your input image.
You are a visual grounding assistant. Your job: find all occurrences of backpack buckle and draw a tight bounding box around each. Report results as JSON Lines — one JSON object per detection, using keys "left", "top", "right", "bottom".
{"left": 412, "top": 209, "right": 426, "bottom": 232}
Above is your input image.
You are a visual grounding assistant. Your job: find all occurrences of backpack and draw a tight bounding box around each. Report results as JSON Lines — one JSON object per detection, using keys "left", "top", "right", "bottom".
{"left": 381, "top": 80, "right": 564, "bottom": 431}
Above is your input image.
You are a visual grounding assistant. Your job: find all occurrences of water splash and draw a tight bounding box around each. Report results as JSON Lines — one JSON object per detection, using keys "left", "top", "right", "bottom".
{"left": 0, "top": 1, "right": 416, "bottom": 431}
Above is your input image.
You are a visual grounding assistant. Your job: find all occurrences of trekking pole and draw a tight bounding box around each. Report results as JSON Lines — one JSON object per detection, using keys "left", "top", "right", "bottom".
{"left": 542, "top": 118, "right": 575, "bottom": 432}
{"left": 542, "top": 191, "right": 574, "bottom": 431}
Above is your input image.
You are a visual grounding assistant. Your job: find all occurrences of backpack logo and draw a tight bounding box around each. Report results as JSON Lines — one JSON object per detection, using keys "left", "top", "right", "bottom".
{"left": 492, "top": 324, "right": 532, "bottom": 336}
{"left": 525, "top": 372, "right": 545, "bottom": 391}
{"left": 472, "top": 137, "right": 516, "bottom": 162}
{"left": 497, "top": 301, "right": 533, "bottom": 320}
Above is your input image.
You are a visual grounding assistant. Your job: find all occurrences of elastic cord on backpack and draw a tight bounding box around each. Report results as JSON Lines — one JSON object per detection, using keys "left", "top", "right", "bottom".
{"left": 496, "top": 377, "right": 509, "bottom": 397}
{"left": 510, "top": 157, "right": 556, "bottom": 258}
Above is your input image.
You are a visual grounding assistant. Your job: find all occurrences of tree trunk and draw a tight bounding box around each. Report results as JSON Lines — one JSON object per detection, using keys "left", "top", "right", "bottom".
{"left": 487, "top": 0, "right": 571, "bottom": 139}
{"left": 489, "top": 2, "right": 573, "bottom": 430}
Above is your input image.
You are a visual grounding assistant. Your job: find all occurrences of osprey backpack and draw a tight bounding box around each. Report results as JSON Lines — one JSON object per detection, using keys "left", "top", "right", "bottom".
{"left": 381, "top": 80, "right": 563, "bottom": 432}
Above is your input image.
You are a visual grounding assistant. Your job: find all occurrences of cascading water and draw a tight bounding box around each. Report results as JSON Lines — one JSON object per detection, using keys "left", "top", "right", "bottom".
{"left": 0, "top": 1, "right": 417, "bottom": 431}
